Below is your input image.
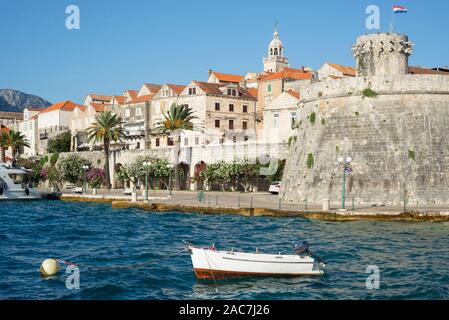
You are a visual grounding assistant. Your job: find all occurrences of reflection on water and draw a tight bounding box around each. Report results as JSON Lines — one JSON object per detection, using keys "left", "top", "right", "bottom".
{"left": 0, "top": 201, "right": 448, "bottom": 299}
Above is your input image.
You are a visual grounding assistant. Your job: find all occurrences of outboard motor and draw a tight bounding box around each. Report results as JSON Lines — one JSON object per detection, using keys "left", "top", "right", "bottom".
{"left": 294, "top": 241, "right": 309, "bottom": 255}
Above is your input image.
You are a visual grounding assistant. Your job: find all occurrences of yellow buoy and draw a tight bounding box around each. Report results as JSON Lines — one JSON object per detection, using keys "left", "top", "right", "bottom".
{"left": 40, "top": 258, "right": 60, "bottom": 276}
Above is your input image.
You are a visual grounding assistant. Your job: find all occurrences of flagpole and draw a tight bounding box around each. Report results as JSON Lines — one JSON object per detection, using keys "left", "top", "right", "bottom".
{"left": 390, "top": 6, "right": 394, "bottom": 33}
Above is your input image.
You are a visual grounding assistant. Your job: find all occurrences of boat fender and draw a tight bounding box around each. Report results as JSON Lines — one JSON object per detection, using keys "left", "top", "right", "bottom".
{"left": 25, "top": 188, "right": 30, "bottom": 196}
{"left": 40, "top": 258, "right": 60, "bottom": 276}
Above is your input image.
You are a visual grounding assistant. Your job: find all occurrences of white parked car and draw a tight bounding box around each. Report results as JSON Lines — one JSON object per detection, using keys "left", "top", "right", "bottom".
{"left": 268, "top": 181, "right": 281, "bottom": 194}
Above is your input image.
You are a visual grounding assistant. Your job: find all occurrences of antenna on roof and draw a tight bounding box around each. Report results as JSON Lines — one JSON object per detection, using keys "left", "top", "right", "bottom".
{"left": 274, "top": 21, "right": 278, "bottom": 33}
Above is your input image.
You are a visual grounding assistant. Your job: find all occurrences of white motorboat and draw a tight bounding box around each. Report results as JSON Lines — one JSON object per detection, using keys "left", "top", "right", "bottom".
{"left": 0, "top": 163, "right": 42, "bottom": 200}
{"left": 186, "top": 242, "right": 325, "bottom": 280}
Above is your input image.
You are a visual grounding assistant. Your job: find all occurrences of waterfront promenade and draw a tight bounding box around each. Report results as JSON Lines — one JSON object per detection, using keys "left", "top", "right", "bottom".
{"left": 53, "top": 188, "right": 449, "bottom": 221}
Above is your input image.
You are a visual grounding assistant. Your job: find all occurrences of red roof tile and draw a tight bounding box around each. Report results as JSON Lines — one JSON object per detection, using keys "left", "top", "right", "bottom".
{"left": 210, "top": 71, "right": 244, "bottom": 83}
{"left": 166, "top": 84, "right": 186, "bottom": 95}
{"left": 143, "top": 83, "right": 162, "bottom": 93}
{"left": 408, "top": 66, "right": 449, "bottom": 75}
{"left": 40, "top": 101, "right": 80, "bottom": 113}
{"left": 90, "top": 103, "right": 105, "bottom": 112}
{"left": 124, "top": 94, "right": 155, "bottom": 104}
{"left": 326, "top": 63, "right": 356, "bottom": 76}
{"left": 258, "top": 67, "right": 314, "bottom": 81}
{"left": 89, "top": 94, "right": 113, "bottom": 102}
{"left": 286, "top": 90, "right": 300, "bottom": 100}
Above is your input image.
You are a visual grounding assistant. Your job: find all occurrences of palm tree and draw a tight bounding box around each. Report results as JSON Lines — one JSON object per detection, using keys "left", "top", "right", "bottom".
{"left": 87, "top": 111, "right": 125, "bottom": 189}
{"left": 0, "top": 131, "right": 9, "bottom": 163}
{"left": 5, "top": 130, "right": 30, "bottom": 166}
{"left": 152, "top": 103, "right": 197, "bottom": 190}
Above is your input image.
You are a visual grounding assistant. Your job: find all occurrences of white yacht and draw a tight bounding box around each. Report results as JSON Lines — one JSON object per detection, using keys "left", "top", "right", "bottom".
{"left": 0, "top": 163, "right": 42, "bottom": 200}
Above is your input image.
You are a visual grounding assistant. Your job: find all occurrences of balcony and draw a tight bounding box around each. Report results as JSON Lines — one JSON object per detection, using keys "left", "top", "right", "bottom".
{"left": 125, "top": 129, "right": 145, "bottom": 138}
{"left": 39, "top": 132, "right": 48, "bottom": 140}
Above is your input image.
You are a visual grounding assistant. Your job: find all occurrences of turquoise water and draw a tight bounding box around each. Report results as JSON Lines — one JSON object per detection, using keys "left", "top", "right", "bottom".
{"left": 0, "top": 201, "right": 448, "bottom": 300}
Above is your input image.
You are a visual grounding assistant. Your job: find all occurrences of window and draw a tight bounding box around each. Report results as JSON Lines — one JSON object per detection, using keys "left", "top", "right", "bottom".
{"left": 291, "top": 112, "right": 297, "bottom": 127}
{"left": 227, "top": 88, "right": 237, "bottom": 96}
{"left": 188, "top": 87, "right": 197, "bottom": 95}
{"left": 242, "top": 121, "right": 248, "bottom": 130}
{"left": 244, "top": 135, "right": 249, "bottom": 141}
{"left": 184, "top": 137, "right": 189, "bottom": 146}
{"left": 267, "top": 84, "right": 272, "bottom": 93}
{"left": 155, "top": 138, "right": 160, "bottom": 147}
{"left": 273, "top": 113, "right": 280, "bottom": 129}
{"left": 215, "top": 102, "right": 220, "bottom": 111}
{"left": 233, "top": 136, "right": 237, "bottom": 143}
{"left": 136, "top": 142, "right": 140, "bottom": 149}
{"left": 215, "top": 119, "right": 220, "bottom": 128}
{"left": 229, "top": 104, "right": 234, "bottom": 112}
{"left": 136, "top": 108, "right": 142, "bottom": 116}
{"left": 168, "top": 137, "right": 174, "bottom": 146}
{"left": 195, "top": 137, "right": 199, "bottom": 145}
{"left": 242, "top": 105, "right": 248, "bottom": 113}
{"left": 125, "top": 109, "right": 130, "bottom": 118}
{"left": 229, "top": 119, "right": 234, "bottom": 130}
{"left": 219, "top": 138, "right": 224, "bottom": 144}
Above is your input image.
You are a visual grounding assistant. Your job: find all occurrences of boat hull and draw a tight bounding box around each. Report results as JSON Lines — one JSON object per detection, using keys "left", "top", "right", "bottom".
{"left": 189, "top": 247, "right": 324, "bottom": 280}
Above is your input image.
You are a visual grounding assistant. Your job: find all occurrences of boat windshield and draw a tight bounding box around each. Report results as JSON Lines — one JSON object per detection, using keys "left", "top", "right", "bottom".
{"left": 8, "top": 173, "right": 28, "bottom": 185}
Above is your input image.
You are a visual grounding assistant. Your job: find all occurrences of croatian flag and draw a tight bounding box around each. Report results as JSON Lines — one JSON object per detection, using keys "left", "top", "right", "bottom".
{"left": 393, "top": 5, "right": 407, "bottom": 13}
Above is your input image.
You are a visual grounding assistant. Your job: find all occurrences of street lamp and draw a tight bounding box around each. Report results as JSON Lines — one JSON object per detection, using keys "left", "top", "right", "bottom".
{"left": 82, "top": 165, "right": 89, "bottom": 194}
{"left": 143, "top": 161, "right": 151, "bottom": 202}
{"left": 338, "top": 157, "right": 353, "bottom": 210}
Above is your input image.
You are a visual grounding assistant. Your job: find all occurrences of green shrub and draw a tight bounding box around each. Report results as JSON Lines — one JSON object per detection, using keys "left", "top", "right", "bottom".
{"left": 408, "top": 150, "right": 416, "bottom": 161}
{"left": 48, "top": 131, "right": 71, "bottom": 153}
{"left": 362, "top": 88, "right": 378, "bottom": 98}
{"left": 306, "top": 153, "right": 314, "bottom": 169}
{"left": 309, "top": 112, "right": 316, "bottom": 125}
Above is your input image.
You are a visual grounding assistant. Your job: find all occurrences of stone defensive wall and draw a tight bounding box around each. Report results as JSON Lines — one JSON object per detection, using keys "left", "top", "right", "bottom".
{"left": 281, "top": 74, "right": 449, "bottom": 205}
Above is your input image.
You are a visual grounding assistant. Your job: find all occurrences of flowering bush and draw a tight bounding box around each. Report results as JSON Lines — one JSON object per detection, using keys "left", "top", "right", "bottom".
{"left": 87, "top": 168, "right": 105, "bottom": 188}
{"left": 59, "top": 155, "right": 91, "bottom": 185}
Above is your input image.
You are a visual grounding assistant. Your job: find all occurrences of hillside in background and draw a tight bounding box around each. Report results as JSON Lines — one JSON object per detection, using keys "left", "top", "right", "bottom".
{"left": 0, "top": 89, "right": 51, "bottom": 112}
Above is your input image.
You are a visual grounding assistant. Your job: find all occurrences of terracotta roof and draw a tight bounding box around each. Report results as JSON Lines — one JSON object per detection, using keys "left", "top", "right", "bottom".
{"left": 210, "top": 71, "right": 244, "bottom": 83}
{"left": 40, "top": 101, "right": 79, "bottom": 113}
{"left": 286, "top": 90, "right": 300, "bottom": 100}
{"left": 166, "top": 84, "right": 186, "bottom": 95}
{"left": 124, "top": 94, "right": 155, "bottom": 104}
{"left": 326, "top": 63, "right": 356, "bottom": 76}
{"left": 126, "top": 90, "right": 138, "bottom": 98}
{"left": 192, "top": 81, "right": 256, "bottom": 100}
{"left": 90, "top": 103, "right": 105, "bottom": 112}
{"left": 408, "top": 66, "right": 449, "bottom": 75}
{"left": 258, "top": 67, "right": 314, "bottom": 81}
{"left": 143, "top": 83, "right": 162, "bottom": 93}
{"left": 89, "top": 94, "right": 113, "bottom": 102}
{"left": 112, "top": 96, "right": 126, "bottom": 104}
{"left": 192, "top": 81, "right": 224, "bottom": 95}
{"left": 247, "top": 88, "right": 258, "bottom": 99}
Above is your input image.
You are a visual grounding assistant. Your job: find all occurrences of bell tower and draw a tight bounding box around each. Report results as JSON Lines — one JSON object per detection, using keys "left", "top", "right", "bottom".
{"left": 263, "top": 24, "right": 289, "bottom": 73}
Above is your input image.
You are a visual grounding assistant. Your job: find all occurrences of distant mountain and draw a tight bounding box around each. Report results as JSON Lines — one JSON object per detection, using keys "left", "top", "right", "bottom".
{"left": 0, "top": 89, "right": 52, "bottom": 113}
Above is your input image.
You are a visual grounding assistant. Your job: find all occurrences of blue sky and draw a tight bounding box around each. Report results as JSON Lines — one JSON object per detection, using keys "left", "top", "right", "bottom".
{"left": 1, "top": 0, "right": 448, "bottom": 104}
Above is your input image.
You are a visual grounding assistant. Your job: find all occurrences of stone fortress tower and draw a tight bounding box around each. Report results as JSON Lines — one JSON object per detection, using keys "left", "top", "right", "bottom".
{"left": 281, "top": 32, "right": 449, "bottom": 205}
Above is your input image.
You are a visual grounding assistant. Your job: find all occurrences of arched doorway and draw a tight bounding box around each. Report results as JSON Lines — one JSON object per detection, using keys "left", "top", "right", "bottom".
{"left": 194, "top": 161, "right": 207, "bottom": 190}
{"left": 179, "top": 162, "right": 190, "bottom": 190}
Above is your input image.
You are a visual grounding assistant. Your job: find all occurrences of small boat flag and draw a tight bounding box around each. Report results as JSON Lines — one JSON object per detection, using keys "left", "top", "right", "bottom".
{"left": 393, "top": 5, "right": 407, "bottom": 14}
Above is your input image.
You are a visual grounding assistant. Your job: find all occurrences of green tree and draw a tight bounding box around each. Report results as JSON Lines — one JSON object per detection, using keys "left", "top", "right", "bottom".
{"left": 0, "top": 131, "right": 9, "bottom": 163}
{"left": 87, "top": 111, "right": 125, "bottom": 189}
{"left": 152, "top": 103, "right": 197, "bottom": 190}
{"left": 48, "top": 131, "right": 71, "bottom": 153}
{"left": 3, "top": 130, "right": 30, "bottom": 166}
